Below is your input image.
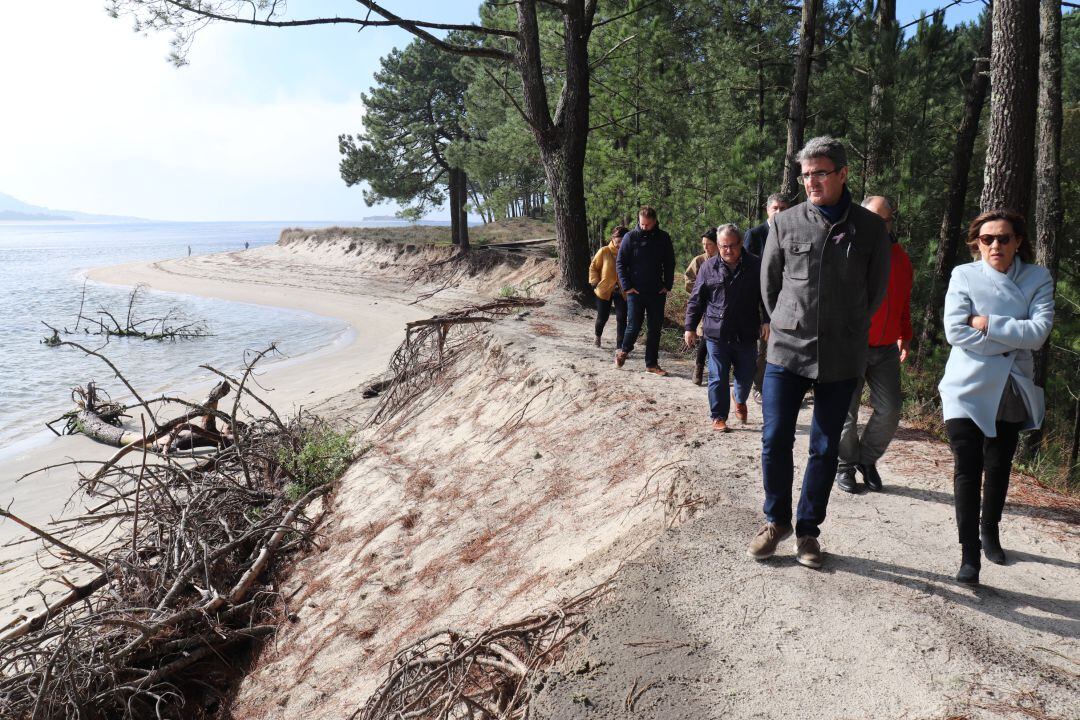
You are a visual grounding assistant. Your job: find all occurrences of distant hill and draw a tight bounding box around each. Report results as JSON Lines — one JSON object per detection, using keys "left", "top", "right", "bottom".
{"left": 0, "top": 191, "right": 144, "bottom": 222}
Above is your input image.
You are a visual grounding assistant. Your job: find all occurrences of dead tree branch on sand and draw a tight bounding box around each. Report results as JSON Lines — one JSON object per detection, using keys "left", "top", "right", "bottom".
{"left": 41, "top": 283, "right": 210, "bottom": 343}
{"left": 0, "top": 347, "right": 352, "bottom": 719}
{"left": 368, "top": 296, "right": 544, "bottom": 427}
{"left": 353, "top": 583, "right": 608, "bottom": 720}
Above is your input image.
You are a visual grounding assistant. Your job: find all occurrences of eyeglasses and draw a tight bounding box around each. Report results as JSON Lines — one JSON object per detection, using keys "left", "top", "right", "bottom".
{"left": 976, "top": 233, "right": 1015, "bottom": 246}
{"left": 800, "top": 169, "right": 840, "bottom": 182}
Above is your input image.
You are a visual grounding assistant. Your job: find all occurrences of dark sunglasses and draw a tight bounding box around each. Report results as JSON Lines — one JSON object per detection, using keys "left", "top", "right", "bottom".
{"left": 976, "top": 233, "right": 1015, "bottom": 246}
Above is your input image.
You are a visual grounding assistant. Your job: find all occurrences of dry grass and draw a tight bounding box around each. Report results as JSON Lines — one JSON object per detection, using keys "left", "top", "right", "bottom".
{"left": 404, "top": 470, "right": 436, "bottom": 499}
{"left": 280, "top": 218, "right": 555, "bottom": 249}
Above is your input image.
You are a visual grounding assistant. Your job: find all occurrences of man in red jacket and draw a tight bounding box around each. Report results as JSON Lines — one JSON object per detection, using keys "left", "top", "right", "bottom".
{"left": 836, "top": 196, "right": 912, "bottom": 493}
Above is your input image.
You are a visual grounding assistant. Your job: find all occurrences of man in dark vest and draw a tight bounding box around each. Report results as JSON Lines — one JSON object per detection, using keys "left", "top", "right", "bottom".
{"left": 615, "top": 206, "right": 676, "bottom": 376}
{"left": 747, "top": 136, "right": 891, "bottom": 569}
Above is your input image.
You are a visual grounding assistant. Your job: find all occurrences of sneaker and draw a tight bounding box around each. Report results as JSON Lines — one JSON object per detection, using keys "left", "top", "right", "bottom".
{"left": 614, "top": 350, "right": 628, "bottom": 368}
{"left": 645, "top": 365, "right": 669, "bottom": 377}
{"left": 795, "top": 536, "right": 823, "bottom": 569}
{"left": 859, "top": 463, "right": 883, "bottom": 492}
{"left": 732, "top": 391, "right": 748, "bottom": 424}
{"left": 753, "top": 389, "right": 762, "bottom": 405}
{"left": 835, "top": 466, "right": 861, "bottom": 494}
{"left": 692, "top": 363, "right": 704, "bottom": 386}
{"left": 746, "top": 521, "right": 793, "bottom": 560}
{"left": 712, "top": 419, "right": 729, "bottom": 433}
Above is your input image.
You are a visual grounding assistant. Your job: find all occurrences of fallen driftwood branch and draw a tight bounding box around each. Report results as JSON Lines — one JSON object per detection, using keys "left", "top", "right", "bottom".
{"left": 353, "top": 584, "right": 606, "bottom": 720}
{"left": 369, "top": 297, "right": 544, "bottom": 427}
{"left": 41, "top": 283, "right": 210, "bottom": 343}
{"left": 0, "top": 347, "right": 352, "bottom": 719}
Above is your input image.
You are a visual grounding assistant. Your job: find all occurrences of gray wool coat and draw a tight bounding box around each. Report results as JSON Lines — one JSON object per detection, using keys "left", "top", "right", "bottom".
{"left": 761, "top": 200, "right": 891, "bottom": 382}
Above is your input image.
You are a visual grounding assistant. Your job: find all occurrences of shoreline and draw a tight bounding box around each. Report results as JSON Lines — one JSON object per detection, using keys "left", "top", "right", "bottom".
{"left": 0, "top": 242, "right": 430, "bottom": 626}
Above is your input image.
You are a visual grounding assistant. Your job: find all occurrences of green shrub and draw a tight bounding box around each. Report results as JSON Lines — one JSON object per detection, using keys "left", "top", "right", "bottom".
{"left": 278, "top": 424, "right": 355, "bottom": 500}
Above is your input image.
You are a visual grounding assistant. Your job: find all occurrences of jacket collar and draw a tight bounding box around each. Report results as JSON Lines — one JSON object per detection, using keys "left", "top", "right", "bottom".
{"left": 978, "top": 257, "right": 1027, "bottom": 303}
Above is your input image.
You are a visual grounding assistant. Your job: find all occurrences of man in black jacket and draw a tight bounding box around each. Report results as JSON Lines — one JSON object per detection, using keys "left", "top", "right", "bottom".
{"left": 745, "top": 193, "right": 790, "bottom": 399}
{"left": 743, "top": 193, "right": 790, "bottom": 258}
{"left": 615, "top": 206, "right": 676, "bottom": 375}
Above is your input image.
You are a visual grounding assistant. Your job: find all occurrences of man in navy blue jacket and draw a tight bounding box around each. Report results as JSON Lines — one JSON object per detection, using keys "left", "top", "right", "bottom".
{"left": 615, "top": 206, "right": 676, "bottom": 375}
{"left": 684, "top": 224, "right": 770, "bottom": 432}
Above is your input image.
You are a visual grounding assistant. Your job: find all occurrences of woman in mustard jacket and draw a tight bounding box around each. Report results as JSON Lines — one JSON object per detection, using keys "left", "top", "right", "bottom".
{"left": 590, "top": 225, "right": 629, "bottom": 347}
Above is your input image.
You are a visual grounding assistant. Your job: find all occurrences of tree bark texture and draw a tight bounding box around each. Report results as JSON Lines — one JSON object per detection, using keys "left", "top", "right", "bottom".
{"left": 864, "top": 0, "right": 897, "bottom": 194}
{"left": 516, "top": 0, "right": 594, "bottom": 297}
{"left": 1026, "top": 0, "right": 1063, "bottom": 454}
{"left": 453, "top": 168, "right": 471, "bottom": 251}
{"left": 980, "top": 0, "right": 1039, "bottom": 217}
{"left": 781, "top": 0, "right": 820, "bottom": 201}
{"left": 918, "top": 18, "right": 992, "bottom": 355}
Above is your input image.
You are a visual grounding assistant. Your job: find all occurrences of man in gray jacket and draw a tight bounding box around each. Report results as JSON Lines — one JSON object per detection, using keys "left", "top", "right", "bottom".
{"left": 747, "top": 136, "right": 890, "bottom": 569}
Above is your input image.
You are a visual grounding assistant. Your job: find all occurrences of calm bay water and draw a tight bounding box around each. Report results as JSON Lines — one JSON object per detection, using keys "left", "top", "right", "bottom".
{"left": 0, "top": 220, "right": 373, "bottom": 455}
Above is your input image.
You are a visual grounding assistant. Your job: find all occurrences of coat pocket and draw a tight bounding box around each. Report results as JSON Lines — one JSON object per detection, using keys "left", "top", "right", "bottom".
{"left": 786, "top": 242, "right": 811, "bottom": 280}
{"left": 771, "top": 296, "right": 800, "bottom": 331}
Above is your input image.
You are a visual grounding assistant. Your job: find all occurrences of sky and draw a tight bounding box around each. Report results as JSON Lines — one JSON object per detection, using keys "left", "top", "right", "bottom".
{"left": 0, "top": 1, "right": 985, "bottom": 222}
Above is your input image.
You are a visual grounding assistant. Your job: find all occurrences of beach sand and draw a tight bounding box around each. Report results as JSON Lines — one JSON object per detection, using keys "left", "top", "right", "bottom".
{"left": 3, "top": 231, "right": 1076, "bottom": 719}
{"left": 0, "top": 239, "right": 429, "bottom": 627}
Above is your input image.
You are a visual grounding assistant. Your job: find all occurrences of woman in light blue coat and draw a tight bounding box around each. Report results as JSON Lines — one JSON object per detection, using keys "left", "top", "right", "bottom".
{"left": 939, "top": 209, "right": 1054, "bottom": 585}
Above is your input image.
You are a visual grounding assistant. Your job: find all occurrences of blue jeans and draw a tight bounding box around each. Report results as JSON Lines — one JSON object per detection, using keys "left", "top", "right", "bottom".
{"left": 705, "top": 338, "right": 756, "bottom": 420}
{"left": 761, "top": 363, "right": 858, "bottom": 538}
{"left": 621, "top": 292, "right": 667, "bottom": 367}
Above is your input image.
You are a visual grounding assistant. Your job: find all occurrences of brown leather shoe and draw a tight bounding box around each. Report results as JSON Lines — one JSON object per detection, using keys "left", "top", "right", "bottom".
{"left": 746, "top": 521, "right": 793, "bottom": 559}
{"left": 614, "top": 350, "right": 628, "bottom": 368}
{"left": 795, "top": 536, "right": 824, "bottom": 569}
{"left": 712, "top": 419, "right": 729, "bottom": 432}
{"left": 645, "top": 365, "right": 669, "bottom": 377}
{"left": 733, "top": 394, "right": 749, "bottom": 424}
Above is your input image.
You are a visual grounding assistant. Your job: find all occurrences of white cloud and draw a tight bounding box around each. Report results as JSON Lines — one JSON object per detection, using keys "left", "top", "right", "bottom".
{"left": 0, "top": 0, "right": 385, "bottom": 220}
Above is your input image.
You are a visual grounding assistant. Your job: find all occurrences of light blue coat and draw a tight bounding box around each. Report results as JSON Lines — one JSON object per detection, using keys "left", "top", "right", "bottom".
{"left": 938, "top": 258, "right": 1054, "bottom": 437}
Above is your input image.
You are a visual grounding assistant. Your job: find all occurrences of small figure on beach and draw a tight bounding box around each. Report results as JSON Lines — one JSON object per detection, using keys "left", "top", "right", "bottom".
{"left": 684, "top": 227, "right": 719, "bottom": 385}
{"left": 589, "top": 224, "right": 629, "bottom": 348}
{"left": 835, "top": 196, "right": 913, "bottom": 495}
{"left": 938, "top": 209, "right": 1054, "bottom": 585}
{"left": 187, "top": 245, "right": 191, "bottom": 256}
{"left": 745, "top": 193, "right": 790, "bottom": 401}
{"left": 245, "top": 241, "right": 250, "bottom": 250}
{"left": 614, "top": 206, "right": 676, "bottom": 376}
{"left": 747, "top": 136, "right": 891, "bottom": 569}
{"left": 683, "top": 224, "right": 768, "bottom": 433}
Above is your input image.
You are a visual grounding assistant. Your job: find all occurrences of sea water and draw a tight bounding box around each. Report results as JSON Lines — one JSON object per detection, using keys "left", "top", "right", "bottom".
{"left": 0, "top": 220, "right": 411, "bottom": 456}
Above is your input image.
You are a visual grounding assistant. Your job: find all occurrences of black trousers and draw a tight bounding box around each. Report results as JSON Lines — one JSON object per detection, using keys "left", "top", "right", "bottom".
{"left": 695, "top": 335, "right": 708, "bottom": 369}
{"left": 595, "top": 293, "right": 627, "bottom": 348}
{"left": 945, "top": 418, "right": 1023, "bottom": 546}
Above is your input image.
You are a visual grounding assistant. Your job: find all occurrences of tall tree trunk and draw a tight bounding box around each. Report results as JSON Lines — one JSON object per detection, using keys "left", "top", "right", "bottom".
{"left": 517, "top": 0, "right": 593, "bottom": 297}
{"left": 980, "top": 0, "right": 1039, "bottom": 216}
{"left": 1025, "top": 0, "right": 1063, "bottom": 454}
{"left": 781, "top": 0, "right": 820, "bottom": 201}
{"left": 448, "top": 169, "right": 461, "bottom": 246}
{"left": 864, "top": 0, "right": 897, "bottom": 194}
{"left": 918, "top": 18, "right": 992, "bottom": 357}
{"left": 455, "top": 168, "right": 471, "bottom": 252}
